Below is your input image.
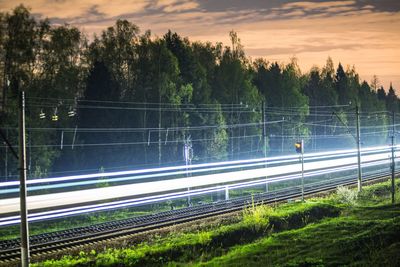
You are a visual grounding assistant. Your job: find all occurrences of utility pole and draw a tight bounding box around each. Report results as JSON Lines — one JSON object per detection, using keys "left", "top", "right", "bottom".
{"left": 230, "top": 103, "right": 234, "bottom": 160}
{"left": 5, "top": 129, "right": 8, "bottom": 181}
{"left": 157, "top": 48, "right": 162, "bottom": 166}
{"left": 356, "top": 104, "right": 362, "bottom": 192}
{"left": 262, "top": 101, "right": 268, "bottom": 192}
{"left": 262, "top": 102, "right": 267, "bottom": 158}
{"left": 281, "top": 117, "right": 284, "bottom": 154}
{"left": 333, "top": 105, "right": 362, "bottom": 192}
{"left": 391, "top": 111, "right": 396, "bottom": 204}
{"left": 301, "top": 143, "right": 304, "bottom": 202}
{"left": 184, "top": 136, "right": 193, "bottom": 206}
{"left": 19, "top": 91, "right": 30, "bottom": 267}
{"left": 158, "top": 103, "right": 162, "bottom": 166}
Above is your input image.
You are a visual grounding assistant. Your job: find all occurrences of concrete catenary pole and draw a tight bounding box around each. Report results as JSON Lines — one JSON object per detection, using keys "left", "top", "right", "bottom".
{"left": 262, "top": 101, "right": 268, "bottom": 192}
{"left": 301, "top": 139, "right": 305, "bottom": 202}
{"left": 19, "top": 91, "right": 30, "bottom": 266}
{"left": 356, "top": 104, "right": 362, "bottom": 192}
{"left": 391, "top": 111, "right": 396, "bottom": 204}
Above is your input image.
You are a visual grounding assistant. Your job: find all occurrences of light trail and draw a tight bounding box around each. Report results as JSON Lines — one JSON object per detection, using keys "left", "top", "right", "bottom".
{"left": 0, "top": 159, "right": 390, "bottom": 226}
{"left": 0, "top": 149, "right": 395, "bottom": 213}
{"left": 0, "top": 145, "right": 397, "bottom": 226}
{"left": 0, "top": 144, "right": 394, "bottom": 192}
{"left": 0, "top": 157, "right": 303, "bottom": 194}
{"left": 0, "top": 148, "right": 364, "bottom": 194}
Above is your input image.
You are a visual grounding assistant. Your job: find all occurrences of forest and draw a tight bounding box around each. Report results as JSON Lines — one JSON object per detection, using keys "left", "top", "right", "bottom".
{"left": 0, "top": 5, "right": 398, "bottom": 181}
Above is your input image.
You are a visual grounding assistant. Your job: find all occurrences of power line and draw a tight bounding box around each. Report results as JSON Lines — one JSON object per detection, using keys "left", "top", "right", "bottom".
{"left": 26, "top": 97, "right": 353, "bottom": 110}
{"left": 1, "top": 120, "right": 284, "bottom": 133}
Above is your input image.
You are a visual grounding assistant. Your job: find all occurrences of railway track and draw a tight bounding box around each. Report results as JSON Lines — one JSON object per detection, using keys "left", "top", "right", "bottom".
{"left": 0, "top": 171, "right": 393, "bottom": 265}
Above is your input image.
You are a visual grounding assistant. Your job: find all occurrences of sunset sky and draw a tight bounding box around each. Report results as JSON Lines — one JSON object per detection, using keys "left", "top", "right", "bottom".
{"left": 1, "top": 0, "right": 399, "bottom": 91}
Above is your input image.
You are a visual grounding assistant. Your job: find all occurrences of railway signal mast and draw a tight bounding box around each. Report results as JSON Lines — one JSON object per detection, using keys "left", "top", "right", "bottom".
{"left": 295, "top": 140, "right": 305, "bottom": 202}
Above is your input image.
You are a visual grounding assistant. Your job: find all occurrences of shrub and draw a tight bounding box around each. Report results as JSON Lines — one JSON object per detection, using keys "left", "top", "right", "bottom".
{"left": 242, "top": 198, "right": 272, "bottom": 230}
{"left": 335, "top": 186, "right": 358, "bottom": 206}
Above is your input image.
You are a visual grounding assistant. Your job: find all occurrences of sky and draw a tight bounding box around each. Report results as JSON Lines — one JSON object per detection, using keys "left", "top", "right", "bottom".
{"left": 1, "top": 0, "right": 399, "bottom": 91}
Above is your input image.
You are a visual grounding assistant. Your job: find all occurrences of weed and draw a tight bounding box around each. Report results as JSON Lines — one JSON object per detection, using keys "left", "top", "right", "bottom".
{"left": 242, "top": 198, "right": 272, "bottom": 231}
{"left": 335, "top": 185, "right": 358, "bottom": 206}
{"left": 302, "top": 214, "right": 310, "bottom": 225}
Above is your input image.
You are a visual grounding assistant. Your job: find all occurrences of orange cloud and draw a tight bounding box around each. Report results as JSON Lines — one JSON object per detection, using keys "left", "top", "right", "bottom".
{"left": 281, "top": 1, "right": 357, "bottom": 10}
{"left": 0, "top": 0, "right": 149, "bottom": 19}
{"left": 156, "top": 0, "right": 199, "bottom": 13}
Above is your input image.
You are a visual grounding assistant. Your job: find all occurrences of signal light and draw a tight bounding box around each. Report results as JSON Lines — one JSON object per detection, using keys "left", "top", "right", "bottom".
{"left": 295, "top": 141, "right": 303, "bottom": 154}
{"left": 52, "top": 107, "right": 58, "bottom": 121}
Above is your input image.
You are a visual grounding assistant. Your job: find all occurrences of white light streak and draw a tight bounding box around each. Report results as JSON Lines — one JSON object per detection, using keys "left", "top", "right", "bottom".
{"left": 0, "top": 160, "right": 389, "bottom": 226}
{"left": 0, "top": 145, "right": 397, "bottom": 226}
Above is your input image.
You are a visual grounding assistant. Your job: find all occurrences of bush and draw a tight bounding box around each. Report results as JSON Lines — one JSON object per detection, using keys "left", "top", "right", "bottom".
{"left": 335, "top": 186, "right": 358, "bottom": 206}
{"left": 242, "top": 198, "right": 271, "bottom": 230}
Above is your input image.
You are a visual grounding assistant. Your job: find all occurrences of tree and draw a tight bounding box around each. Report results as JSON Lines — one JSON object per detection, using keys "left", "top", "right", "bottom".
{"left": 89, "top": 19, "right": 139, "bottom": 98}
{"left": 386, "top": 83, "right": 398, "bottom": 113}
{"left": 207, "top": 102, "right": 228, "bottom": 160}
{"left": 335, "top": 63, "right": 349, "bottom": 105}
{"left": 2, "top": 5, "right": 47, "bottom": 106}
{"left": 0, "top": 6, "right": 65, "bottom": 179}
{"left": 281, "top": 59, "right": 309, "bottom": 138}
{"left": 76, "top": 61, "right": 119, "bottom": 169}
{"left": 33, "top": 24, "right": 87, "bottom": 175}
{"left": 358, "top": 81, "right": 388, "bottom": 146}
{"left": 253, "top": 58, "right": 309, "bottom": 155}
{"left": 370, "top": 75, "right": 380, "bottom": 91}
{"left": 320, "top": 58, "right": 338, "bottom": 106}
{"left": 377, "top": 86, "right": 386, "bottom": 102}
{"left": 213, "top": 33, "right": 261, "bottom": 159}
{"left": 39, "top": 25, "right": 87, "bottom": 97}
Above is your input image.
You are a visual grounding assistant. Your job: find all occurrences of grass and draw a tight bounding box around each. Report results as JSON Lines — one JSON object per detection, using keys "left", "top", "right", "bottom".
{"left": 200, "top": 205, "right": 400, "bottom": 267}
{"left": 21, "top": 179, "right": 400, "bottom": 267}
{"left": 31, "top": 202, "right": 341, "bottom": 266}
{"left": 198, "top": 180, "right": 400, "bottom": 267}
